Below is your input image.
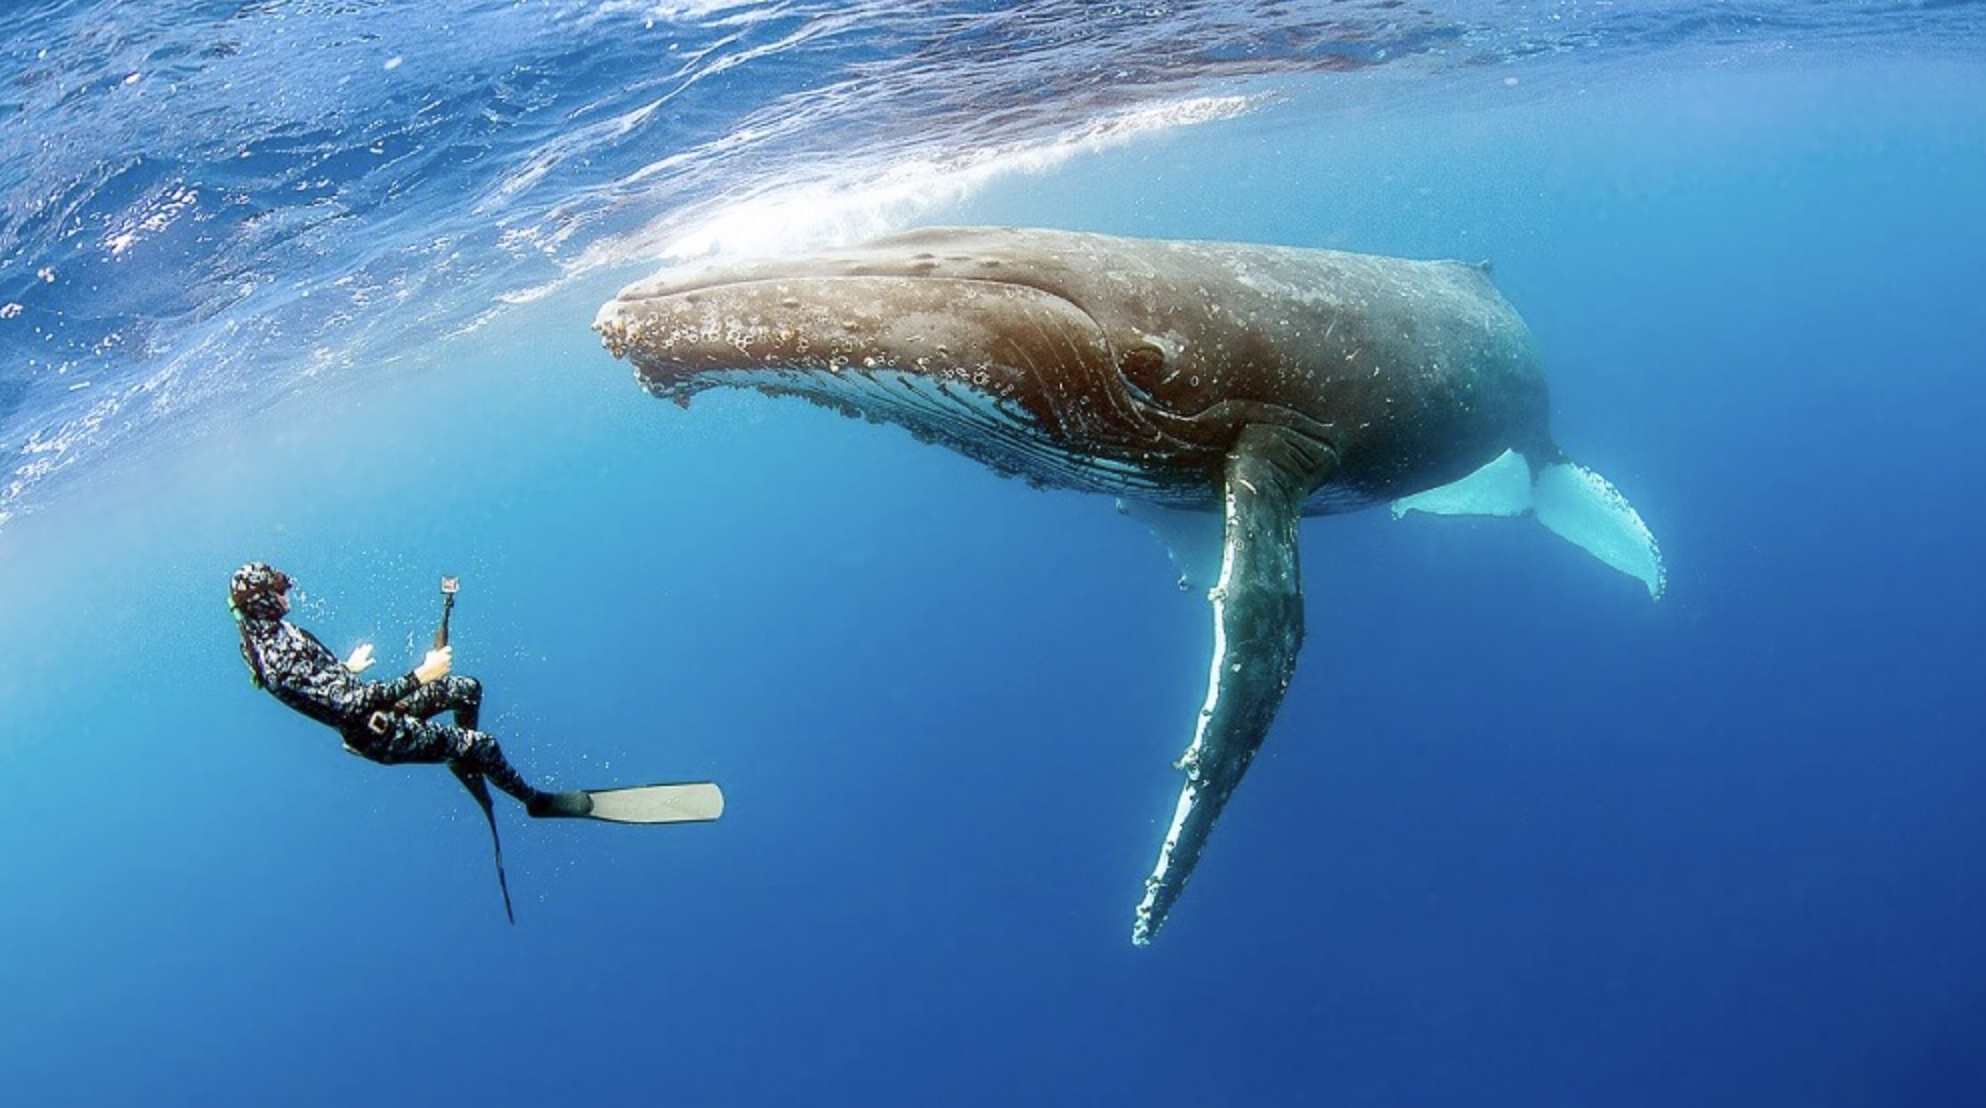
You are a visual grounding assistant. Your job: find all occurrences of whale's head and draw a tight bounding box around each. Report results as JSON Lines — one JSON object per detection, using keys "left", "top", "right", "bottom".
{"left": 595, "top": 226, "right": 1550, "bottom": 509}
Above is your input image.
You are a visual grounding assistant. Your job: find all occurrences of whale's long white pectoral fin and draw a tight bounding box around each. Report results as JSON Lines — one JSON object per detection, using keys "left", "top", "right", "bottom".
{"left": 1391, "top": 447, "right": 1534, "bottom": 520}
{"left": 1132, "top": 424, "right": 1332, "bottom": 946}
{"left": 1532, "top": 461, "right": 1666, "bottom": 600}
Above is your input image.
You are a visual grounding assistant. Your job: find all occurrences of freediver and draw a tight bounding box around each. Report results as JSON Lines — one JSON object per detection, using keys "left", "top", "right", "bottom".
{"left": 228, "top": 561, "right": 594, "bottom": 819}
{"left": 229, "top": 561, "right": 725, "bottom": 921}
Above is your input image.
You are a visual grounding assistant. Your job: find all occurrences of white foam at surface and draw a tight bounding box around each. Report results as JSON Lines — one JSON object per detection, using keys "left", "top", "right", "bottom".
{"left": 581, "top": 94, "right": 1260, "bottom": 272}
{"left": 1532, "top": 461, "right": 1667, "bottom": 600}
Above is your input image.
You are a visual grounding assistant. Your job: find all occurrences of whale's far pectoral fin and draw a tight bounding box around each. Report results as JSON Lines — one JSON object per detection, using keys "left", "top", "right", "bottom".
{"left": 1118, "top": 498, "right": 1224, "bottom": 591}
{"left": 1132, "top": 423, "right": 1334, "bottom": 946}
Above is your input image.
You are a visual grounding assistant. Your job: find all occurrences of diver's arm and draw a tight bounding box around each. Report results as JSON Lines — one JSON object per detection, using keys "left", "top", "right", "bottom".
{"left": 351, "top": 647, "right": 449, "bottom": 713}
{"left": 355, "top": 671, "right": 423, "bottom": 713}
{"left": 254, "top": 623, "right": 393, "bottom": 724}
{"left": 260, "top": 621, "right": 451, "bottom": 717}
{"left": 415, "top": 646, "right": 450, "bottom": 684}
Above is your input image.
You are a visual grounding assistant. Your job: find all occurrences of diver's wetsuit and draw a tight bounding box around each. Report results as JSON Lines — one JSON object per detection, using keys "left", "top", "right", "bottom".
{"left": 237, "top": 614, "right": 545, "bottom": 807}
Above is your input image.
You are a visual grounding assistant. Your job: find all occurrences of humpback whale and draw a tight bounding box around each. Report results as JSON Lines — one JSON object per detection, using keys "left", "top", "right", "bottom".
{"left": 595, "top": 226, "right": 1663, "bottom": 944}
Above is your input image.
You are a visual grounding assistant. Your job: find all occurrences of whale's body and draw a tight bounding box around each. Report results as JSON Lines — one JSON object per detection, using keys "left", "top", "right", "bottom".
{"left": 600, "top": 227, "right": 1553, "bottom": 513}
{"left": 597, "top": 226, "right": 1662, "bottom": 944}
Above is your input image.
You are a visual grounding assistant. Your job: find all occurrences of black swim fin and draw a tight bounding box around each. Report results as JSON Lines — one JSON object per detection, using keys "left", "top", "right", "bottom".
{"left": 450, "top": 764, "right": 516, "bottom": 925}
{"left": 526, "top": 790, "right": 595, "bottom": 818}
{"left": 527, "top": 782, "right": 725, "bottom": 825}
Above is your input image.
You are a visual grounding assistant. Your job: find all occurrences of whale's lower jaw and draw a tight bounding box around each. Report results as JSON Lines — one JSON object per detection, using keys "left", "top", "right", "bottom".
{"left": 640, "top": 362, "right": 1232, "bottom": 506}
{"left": 597, "top": 271, "right": 1245, "bottom": 504}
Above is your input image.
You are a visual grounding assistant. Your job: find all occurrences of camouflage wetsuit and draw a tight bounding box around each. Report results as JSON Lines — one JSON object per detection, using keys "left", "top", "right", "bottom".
{"left": 232, "top": 574, "right": 545, "bottom": 808}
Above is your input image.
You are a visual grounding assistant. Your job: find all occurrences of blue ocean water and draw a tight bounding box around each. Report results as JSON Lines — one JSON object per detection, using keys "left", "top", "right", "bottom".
{"left": 3, "top": 2, "right": 1985, "bottom": 1104}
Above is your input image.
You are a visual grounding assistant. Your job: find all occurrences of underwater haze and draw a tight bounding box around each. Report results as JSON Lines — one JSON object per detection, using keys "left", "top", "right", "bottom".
{"left": 4, "top": 2, "right": 1986, "bottom": 1105}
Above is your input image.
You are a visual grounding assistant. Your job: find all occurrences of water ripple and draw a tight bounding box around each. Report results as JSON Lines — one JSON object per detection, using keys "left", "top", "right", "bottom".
{"left": 0, "top": 0, "right": 1980, "bottom": 525}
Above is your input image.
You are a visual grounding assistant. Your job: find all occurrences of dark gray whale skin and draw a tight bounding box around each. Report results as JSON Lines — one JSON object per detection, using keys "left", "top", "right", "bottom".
{"left": 596, "top": 226, "right": 1565, "bottom": 944}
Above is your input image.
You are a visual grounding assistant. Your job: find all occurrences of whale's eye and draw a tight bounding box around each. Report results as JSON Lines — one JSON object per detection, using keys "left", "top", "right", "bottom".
{"left": 1118, "top": 343, "right": 1169, "bottom": 403}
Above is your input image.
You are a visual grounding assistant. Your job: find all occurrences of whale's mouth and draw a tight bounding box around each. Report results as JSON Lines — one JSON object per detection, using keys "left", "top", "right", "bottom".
{"left": 597, "top": 273, "right": 1106, "bottom": 402}
{"left": 596, "top": 270, "right": 1207, "bottom": 497}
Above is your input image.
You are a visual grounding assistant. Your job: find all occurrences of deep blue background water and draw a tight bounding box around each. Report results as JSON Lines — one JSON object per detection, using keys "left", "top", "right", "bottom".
{"left": 3, "top": 4, "right": 1986, "bottom": 1106}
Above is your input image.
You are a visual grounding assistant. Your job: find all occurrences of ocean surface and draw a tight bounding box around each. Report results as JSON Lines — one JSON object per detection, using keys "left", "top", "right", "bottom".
{"left": 3, "top": 2, "right": 1985, "bottom": 1105}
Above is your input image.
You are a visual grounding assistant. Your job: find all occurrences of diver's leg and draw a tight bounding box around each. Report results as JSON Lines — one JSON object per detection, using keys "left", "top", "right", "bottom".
{"left": 452, "top": 730, "right": 539, "bottom": 803}
{"left": 363, "top": 716, "right": 587, "bottom": 818}
{"left": 347, "top": 715, "right": 454, "bottom": 766}
{"left": 454, "top": 732, "right": 594, "bottom": 818}
{"left": 447, "top": 676, "right": 481, "bottom": 730}
{"left": 395, "top": 676, "right": 483, "bottom": 730}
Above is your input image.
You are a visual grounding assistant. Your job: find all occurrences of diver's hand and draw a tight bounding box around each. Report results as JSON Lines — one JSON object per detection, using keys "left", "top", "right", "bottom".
{"left": 344, "top": 643, "right": 376, "bottom": 673}
{"left": 415, "top": 646, "right": 452, "bottom": 683}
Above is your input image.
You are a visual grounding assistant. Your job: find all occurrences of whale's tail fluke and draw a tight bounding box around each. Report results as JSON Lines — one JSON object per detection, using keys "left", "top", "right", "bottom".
{"left": 1391, "top": 448, "right": 1666, "bottom": 599}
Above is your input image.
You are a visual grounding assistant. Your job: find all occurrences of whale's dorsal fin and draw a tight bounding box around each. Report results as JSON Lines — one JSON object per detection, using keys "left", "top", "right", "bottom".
{"left": 1133, "top": 424, "right": 1334, "bottom": 945}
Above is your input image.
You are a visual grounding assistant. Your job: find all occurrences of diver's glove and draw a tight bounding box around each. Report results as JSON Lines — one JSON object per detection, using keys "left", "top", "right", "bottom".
{"left": 344, "top": 643, "right": 375, "bottom": 673}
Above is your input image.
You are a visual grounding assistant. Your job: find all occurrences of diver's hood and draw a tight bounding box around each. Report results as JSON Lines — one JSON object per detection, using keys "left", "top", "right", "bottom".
{"left": 230, "top": 562, "right": 290, "bottom": 621}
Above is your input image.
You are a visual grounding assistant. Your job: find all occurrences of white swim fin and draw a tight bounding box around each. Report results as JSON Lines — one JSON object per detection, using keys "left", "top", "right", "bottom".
{"left": 528, "top": 782, "right": 726, "bottom": 824}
